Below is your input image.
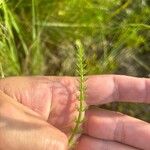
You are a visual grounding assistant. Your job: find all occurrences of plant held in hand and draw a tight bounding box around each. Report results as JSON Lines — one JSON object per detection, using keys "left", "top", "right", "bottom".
{"left": 68, "top": 40, "right": 87, "bottom": 148}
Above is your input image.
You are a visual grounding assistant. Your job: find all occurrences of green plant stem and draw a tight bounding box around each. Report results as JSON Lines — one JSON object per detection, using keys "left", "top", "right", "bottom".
{"left": 0, "top": 63, "right": 5, "bottom": 78}
{"left": 32, "top": 0, "right": 36, "bottom": 41}
{"left": 68, "top": 40, "right": 86, "bottom": 148}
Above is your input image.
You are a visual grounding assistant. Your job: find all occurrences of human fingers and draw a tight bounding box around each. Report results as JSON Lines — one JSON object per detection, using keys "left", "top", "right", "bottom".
{"left": 39, "top": 75, "right": 150, "bottom": 105}
{"left": 83, "top": 108, "right": 150, "bottom": 150}
{"left": 0, "top": 91, "right": 68, "bottom": 150}
{"left": 85, "top": 75, "right": 150, "bottom": 105}
{"left": 0, "top": 75, "right": 150, "bottom": 133}
{"left": 75, "top": 135, "right": 138, "bottom": 150}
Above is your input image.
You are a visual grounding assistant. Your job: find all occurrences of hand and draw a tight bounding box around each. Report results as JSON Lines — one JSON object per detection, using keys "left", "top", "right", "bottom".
{"left": 0, "top": 88, "right": 67, "bottom": 150}
{"left": 0, "top": 75, "right": 149, "bottom": 150}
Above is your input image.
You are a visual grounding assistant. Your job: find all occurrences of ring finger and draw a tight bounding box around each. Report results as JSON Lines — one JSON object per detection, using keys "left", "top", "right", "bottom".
{"left": 75, "top": 135, "right": 138, "bottom": 150}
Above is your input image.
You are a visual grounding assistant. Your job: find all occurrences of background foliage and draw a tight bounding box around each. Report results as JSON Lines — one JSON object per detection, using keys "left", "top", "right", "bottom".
{"left": 0, "top": 0, "right": 150, "bottom": 121}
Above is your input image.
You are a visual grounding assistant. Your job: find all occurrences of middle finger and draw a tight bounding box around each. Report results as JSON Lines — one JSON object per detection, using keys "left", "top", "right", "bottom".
{"left": 83, "top": 108, "right": 150, "bottom": 150}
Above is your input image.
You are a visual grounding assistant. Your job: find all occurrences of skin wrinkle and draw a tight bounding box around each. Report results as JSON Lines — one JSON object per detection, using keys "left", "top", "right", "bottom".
{"left": 49, "top": 81, "right": 66, "bottom": 111}
{"left": 76, "top": 136, "right": 138, "bottom": 150}
{"left": 1, "top": 85, "right": 19, "bottom": 103}
{"left": 48, "top": 79, "right": 55, "bottom": 116}
{"left": 133, "top": 78, "right": 147, "bottom": 104}
{"left": 42, "top": 78, "right": 54, "bottom": 120}
{"left": 36, "top": 78, "right": 52, "bottom": 120}
{"left": 47, "top": 80, "right": 54, "bottom": 121}
{"left": 86, "top": 75, "right": 120, "bottom": 105}
{"left": 103, "top": 140, "right": 109, "bottom": 150}
{"left": 113, "top": 114, "right": 126, "bottom": 143}
{"left": 113, "top": 76, "right": 120, "bottom": 102}
{"left": 145, "top": 79, "right": 149, "bottom": 103}
{"left": 141, "top": 78, "right": 147, "bottom": 103}
{"left": 18, "top": 78, "right": 52, "bottom": 120}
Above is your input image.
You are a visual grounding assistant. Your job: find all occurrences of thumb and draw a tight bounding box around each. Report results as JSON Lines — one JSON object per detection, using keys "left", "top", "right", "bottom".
{"left": 0, "top": 91, "right": 68, "bottom": 150}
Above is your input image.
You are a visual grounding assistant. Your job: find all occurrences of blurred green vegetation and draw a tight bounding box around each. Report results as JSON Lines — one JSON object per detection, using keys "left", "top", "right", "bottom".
{"left": 0, "top": 0, "right": 150, "bottom": 121}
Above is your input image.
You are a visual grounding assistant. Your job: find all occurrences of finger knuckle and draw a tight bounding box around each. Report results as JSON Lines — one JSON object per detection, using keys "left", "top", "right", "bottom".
{"left": 113, "top": 113, "right": 126, "bottom": 143}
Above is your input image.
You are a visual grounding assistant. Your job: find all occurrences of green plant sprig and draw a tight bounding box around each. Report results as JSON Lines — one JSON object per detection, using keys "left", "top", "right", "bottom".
{"left": 0, "top": 63, "right": 5, "bottom": 78}
{"left": 68, "top": 40, "right": 87, "bottom": 148}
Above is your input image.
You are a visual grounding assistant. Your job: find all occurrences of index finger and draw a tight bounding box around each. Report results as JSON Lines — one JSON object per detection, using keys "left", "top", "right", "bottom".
{"left": 85, "top": 75, "right": 150, "bottom": 105}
